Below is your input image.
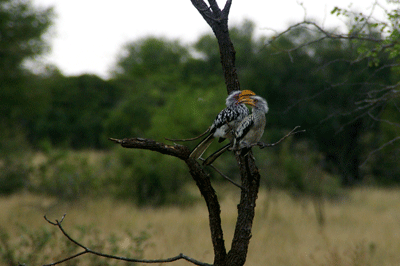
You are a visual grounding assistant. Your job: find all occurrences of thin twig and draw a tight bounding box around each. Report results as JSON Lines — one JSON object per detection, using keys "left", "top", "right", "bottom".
{"left": 265, "top": 20, "right": 385, "bottom": 56}
{"left": 254, "top": 126, "right": 305, "bottom": 149}
{"left": 360, "top": 135, "right": 400, "bottom": 168}
{"left": 43, "top": 215, "right": 211, "bottom": 266}
{"left": 199, "top": 158, "right": 244, "bottom": 189}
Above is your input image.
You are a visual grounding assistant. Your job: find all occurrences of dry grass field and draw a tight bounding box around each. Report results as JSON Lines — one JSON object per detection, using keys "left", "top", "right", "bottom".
{"left": 1, "top": 187, "right": 400, "bottom": 266}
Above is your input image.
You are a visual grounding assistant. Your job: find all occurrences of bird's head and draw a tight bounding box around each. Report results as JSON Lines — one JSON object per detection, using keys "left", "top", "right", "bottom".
{"left": 227, "top": 90, "right": 256, "bottom": 106}
{"left": 239, "top": 95, "right": 269, "bottom": 114}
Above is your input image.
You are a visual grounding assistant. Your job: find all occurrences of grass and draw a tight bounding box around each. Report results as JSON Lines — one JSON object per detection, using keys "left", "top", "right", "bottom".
{"left": 1, "top": 187, "right": 400, "bottom": 266}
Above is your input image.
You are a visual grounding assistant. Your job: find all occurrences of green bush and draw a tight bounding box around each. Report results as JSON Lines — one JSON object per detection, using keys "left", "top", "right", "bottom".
{"left": 110, "top": 148, "right": 196, "bottom": 206}
{"left": 258, "top": 139, "right": 343, "bottom": 199}
{"left": 33, "top": 150, "right": 101, "bottom": 201}
{"left": 0, "top": 157, "right": 29, "bottom": 195}
{"left": 0, "top": 122, "right": 31, "bottom": 195}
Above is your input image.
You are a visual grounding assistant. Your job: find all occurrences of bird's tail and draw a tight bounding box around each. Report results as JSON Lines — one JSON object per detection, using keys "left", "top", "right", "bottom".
{"left": 165, "top": 127, "right": 210, "bottom": 142}
{"left": 203, "top": 143, "right": 231, "bottom": 165}
{"left": 189, "top": 133, "right": 215, "bottom": 159}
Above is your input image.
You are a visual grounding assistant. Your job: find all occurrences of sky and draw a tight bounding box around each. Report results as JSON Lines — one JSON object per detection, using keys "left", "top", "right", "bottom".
{"left": 31, "top": 0, "right": 386, "bottom": 79}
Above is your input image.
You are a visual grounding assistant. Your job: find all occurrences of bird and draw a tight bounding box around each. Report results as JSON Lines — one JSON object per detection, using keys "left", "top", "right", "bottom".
{"left": 203, "top": 95, "right": 269, "bottom": 165}
{"left": 233, "top": 95, "right": 269, "bottom": 153}
{"left": 189, "top": 90, "right": 256, "bottom": 159}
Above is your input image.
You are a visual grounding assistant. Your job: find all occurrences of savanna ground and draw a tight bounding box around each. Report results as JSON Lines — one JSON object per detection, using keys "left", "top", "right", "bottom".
{"left": 1, "top": 186, "right": 400, "bottom": 266}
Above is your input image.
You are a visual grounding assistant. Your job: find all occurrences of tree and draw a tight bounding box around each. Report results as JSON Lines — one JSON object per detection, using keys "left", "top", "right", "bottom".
{"left": 0, "top": 0, "right": 54, "bottom": 151}
{"left": 329, "top": 2, "right": 400, "bottom": 184}
{"left": 105, "top": 37, "right": 191, "bottom": 142}
{"left": 264, "top": 1, "right": 400, "bottom": 185}
{"left": 0, "top": 0, "right": 53, "bottom": 79}
{"left": 32, "top": 74, "right": 119, "bottom": 149}
{"left": 44, "top": 1, "right": 294, "bottom": 266}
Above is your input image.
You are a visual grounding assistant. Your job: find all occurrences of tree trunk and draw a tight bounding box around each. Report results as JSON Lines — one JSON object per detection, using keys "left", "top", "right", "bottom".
{"left": 191, "top": 1, "right": 262, "bottom": 265}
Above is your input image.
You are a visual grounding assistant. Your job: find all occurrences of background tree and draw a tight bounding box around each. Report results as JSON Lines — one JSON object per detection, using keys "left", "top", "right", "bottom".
{"left": 0, "top": 0, "right": 54, "bottom": 194}
{"left": 0, "top": 0, "right": 53, "bottom": 133}
{"left": 31, "top": 74, "right": 120, "bottom": 149}
{"left": 262, "top": 1, "right": 400, "bottom": 186}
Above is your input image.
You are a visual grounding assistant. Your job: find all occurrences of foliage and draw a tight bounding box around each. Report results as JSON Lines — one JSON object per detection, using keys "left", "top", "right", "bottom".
{"left": 0, "top": 120, "right": 32, "bottom": 195}
{"left": 149, "top": 86, "right": 227, "bottom": 140}
{"left": 0, "top": 0, "right": 54, "bottom": 149}
{"left": 0, "top": 0, "right": 53, "bottom": 79}
{"left": 322, "top": 1, "right": 400, "bottom": 184}
{"left": 112, "top": 37, "right": 189, "bottom": 81}
{"left": 32, "top": 150, "right": 103, "bottom": 201}
{"left": 0, "top": 156, "right": 30, "bottom": 195}
{"left": 2, "top": 4, "right": 400, "bottom": 198}
{"left": 19, "top": 148, "right": 198, "bottom": 206}
{"left": 331, "top": 2, "right": 400, "bottom": 66}
{"left": 31, "top": 74, "right": 120, "bottom": 149}
{"left": 234, "top": 17, "right": 398, "bottom": 185}
{"left": 110, "top": 148, "right": 196, "bottom": 206}
{"left": 102, "top": 80, "right": 158, "bottom": 141}
{"left": 365, "top": 101, "right": 400, "bottom": 185}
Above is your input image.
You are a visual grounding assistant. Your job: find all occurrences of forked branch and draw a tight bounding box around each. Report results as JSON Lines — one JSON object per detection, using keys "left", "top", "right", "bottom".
{"left": 109, "top": 137, "right": 227, "bottom": 265}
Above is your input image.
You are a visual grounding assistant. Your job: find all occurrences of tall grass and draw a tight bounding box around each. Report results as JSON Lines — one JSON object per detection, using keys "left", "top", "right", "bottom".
{"left": 1, "top": 187, "right": 399, "bottom": 266}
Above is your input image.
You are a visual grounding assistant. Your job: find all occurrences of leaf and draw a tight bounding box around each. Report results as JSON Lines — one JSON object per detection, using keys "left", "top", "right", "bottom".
{"left": 331, "top": 7, "right": 339, "bottom": 15}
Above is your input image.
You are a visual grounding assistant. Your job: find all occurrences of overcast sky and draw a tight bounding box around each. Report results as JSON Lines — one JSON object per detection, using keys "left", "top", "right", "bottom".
{"left": 32, "top": 0, "right": 385, "bottom": 79}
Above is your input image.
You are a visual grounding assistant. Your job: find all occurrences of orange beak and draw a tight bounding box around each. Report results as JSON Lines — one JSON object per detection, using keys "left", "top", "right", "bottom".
{"left": 240, "top": 90, "right": 256, "bottom": 98}
{"left": 237, "top": 90, "right": 256, "bottom": 104}
{"left": 238, "top": 97, "right": 256, "bottom": 107}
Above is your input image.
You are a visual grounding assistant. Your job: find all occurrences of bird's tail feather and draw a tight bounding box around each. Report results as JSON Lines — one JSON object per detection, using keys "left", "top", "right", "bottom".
{"left": 189, "top": 133, "right": 215, "bottom": 159}
{"left": 203, "top": 143, "right": 231, "bottom": 165}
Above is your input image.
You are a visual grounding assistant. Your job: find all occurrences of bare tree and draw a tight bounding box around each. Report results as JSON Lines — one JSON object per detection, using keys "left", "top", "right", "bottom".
{"left": 43, "top": 1, "right": 288, "bottom": 266}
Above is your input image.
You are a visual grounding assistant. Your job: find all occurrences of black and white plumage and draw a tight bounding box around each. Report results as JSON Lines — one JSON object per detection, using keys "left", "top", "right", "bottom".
{"left": 233, "top": 95, "right": 269, "bottom": 152}
{"left": 203, "top": 95, "right": 269, "bottom": 165}
{"left": 189, "top": 90, "right": 256, "bottom": 159}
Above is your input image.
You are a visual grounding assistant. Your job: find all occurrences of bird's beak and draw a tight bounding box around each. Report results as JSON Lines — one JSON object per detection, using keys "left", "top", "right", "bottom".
{"left": 237, "top": 90, "right": 256, "bottom": 105}
{"left": 238, "top": 97, "right": 256, "bottom": 107}
{"left": 240, "top": 90, "right": 256, "bottom": 98}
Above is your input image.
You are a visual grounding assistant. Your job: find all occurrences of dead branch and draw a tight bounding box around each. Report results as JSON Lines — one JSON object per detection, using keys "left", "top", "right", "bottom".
{"left": 43, "top": 215, "right": 211, "bottom": 266}
{"left": 191, "top": 0, "right": 240, "bottom": 94}
{"left": 108, "top": 137, "right": 190, "bottom": 160}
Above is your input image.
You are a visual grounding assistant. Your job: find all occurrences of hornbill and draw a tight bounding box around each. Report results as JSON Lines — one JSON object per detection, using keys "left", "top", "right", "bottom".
{"left": 203, "top": 95, "right": 269, "bottom": 165}
{"left": 189, "top": 90, "right": 256, "bottom": 159}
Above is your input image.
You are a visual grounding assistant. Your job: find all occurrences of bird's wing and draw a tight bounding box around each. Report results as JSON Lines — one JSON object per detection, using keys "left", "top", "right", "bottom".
{"left": 235, "top": 115, "right": 254, "bottom": 141}
{"left": 213, "top": 105, "right": 248, "bottom": 128}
